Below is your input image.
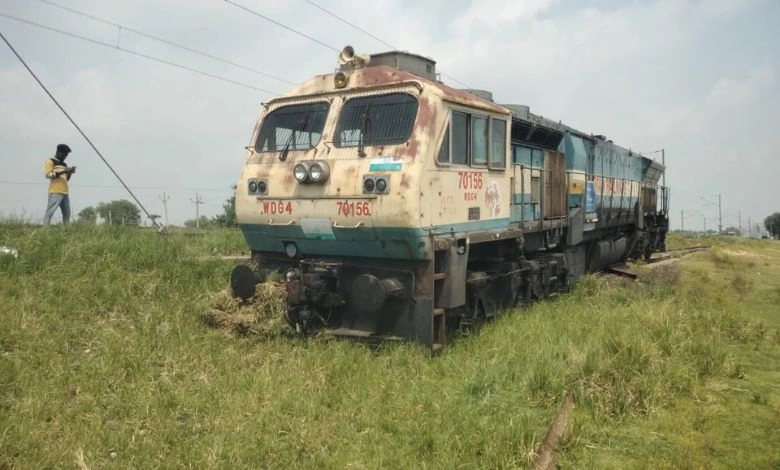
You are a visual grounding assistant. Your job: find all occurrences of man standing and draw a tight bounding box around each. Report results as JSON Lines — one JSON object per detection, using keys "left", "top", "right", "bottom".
{"left": 43, "top": 144, "right": 76, "bottom": 226}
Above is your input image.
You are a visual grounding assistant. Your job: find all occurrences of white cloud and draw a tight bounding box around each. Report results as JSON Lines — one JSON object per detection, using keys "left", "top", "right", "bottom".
{"left": 706, "top": 64, "right": 776, "bottom": 108}
{"left": 697, "top": 0, "right": 764, "bottom": 16}
{"left": 453, "top": 0, "right": 557, "bottom": 29}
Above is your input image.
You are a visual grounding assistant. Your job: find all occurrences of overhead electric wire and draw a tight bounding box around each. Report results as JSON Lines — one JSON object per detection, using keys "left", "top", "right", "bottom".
{"left": 0, "top": 31, "right": 168, "bottom": 233}
{"left": 37, "top": 0, "right": 297, "bottom": 86}
{"left": 439, "top": 72, "right": 473, "bottom": 90}
{"left": 0, "top": 13, "right": 280, "bottom": 95}
{"left": 297, "top": 0, "right": 473, "bottom": 89}
{"left": 223, "top": 0, "right": 339, "bottom": 52}
{"left": 302, "top": 0, "right": 397, "bottom": 50}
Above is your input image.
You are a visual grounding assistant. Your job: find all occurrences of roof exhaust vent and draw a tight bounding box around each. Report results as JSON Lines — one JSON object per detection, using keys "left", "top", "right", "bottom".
{"left": 341, "top": 49, "right": 437, "bottom": 81}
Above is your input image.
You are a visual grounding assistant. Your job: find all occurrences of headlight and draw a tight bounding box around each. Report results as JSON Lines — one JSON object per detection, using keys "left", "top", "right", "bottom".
{"left": 248, "top": 181, "right": 258, "bottom": 193}
{"left": 257, "top": 180, "right": 267, "bottom": 194}
{"left": 293, "top": 163, "right": 309, "bottom": 182}
{"left": 309, "top": 161, "right": 330, "bottom": 183}
{"left": 363, "top": 177, "right": 375, "bottom": 193}
{"left": 334, "top": 71, "right": 348, "bottom": 88}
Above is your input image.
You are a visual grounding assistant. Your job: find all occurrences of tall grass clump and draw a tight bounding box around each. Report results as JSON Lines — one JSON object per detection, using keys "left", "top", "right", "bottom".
{"left": 505, "top": 257, "right": 764, "bottom": 424}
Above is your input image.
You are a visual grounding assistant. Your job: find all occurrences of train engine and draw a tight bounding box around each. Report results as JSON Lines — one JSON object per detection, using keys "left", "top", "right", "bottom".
{"left": 231, "top": 47, "right": 669, "bottom": 349}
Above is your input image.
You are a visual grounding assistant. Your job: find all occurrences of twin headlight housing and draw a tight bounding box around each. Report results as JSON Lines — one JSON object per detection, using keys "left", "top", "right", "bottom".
{"left": 293, "top": 161, "right": 330, "bottom": 184}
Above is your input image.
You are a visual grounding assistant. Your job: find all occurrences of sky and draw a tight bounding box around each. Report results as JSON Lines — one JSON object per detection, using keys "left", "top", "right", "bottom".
{"left": 1, "top": 0, "right": 778, "bottom": 231}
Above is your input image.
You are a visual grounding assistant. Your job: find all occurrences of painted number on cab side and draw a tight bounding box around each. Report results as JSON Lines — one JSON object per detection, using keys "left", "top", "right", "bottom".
{"left": 458, "top": 171, "right": 483, "bottom": 189}
{"left": 262, "top": 200, "right": 293, "bottom": 215}
{"left": 337, "top": 201, "right": 371, "bottom": 217}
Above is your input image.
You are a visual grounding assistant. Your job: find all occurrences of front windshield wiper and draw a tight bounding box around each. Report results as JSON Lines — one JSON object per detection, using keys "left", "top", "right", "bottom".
{"left": 279, "top": 112, "right": 312, "bottom": 161}
{"left": 357, "top": 103, "right": 371, "bottom": 158}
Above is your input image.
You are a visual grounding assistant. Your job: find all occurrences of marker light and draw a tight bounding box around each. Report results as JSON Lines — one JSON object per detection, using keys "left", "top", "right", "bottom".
{"left": 375, "top": 177, "right": 388, "bottom": 193}
{"left": 363, "top": 177, "right": 375, "bottom": 193}
{"left": 285, "top": 242, "right": 298, "bottom": 258}
{"left": 293, "top": 163, "right": 309, "bottom": 183}
{"left": 309, "top": 161, "right": 330, "bottom": 183}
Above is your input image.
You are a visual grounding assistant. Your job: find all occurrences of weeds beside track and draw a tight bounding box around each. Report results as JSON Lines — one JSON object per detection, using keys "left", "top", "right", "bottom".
{"left": 0, "top": 224, "right": 778, "bottom": 468}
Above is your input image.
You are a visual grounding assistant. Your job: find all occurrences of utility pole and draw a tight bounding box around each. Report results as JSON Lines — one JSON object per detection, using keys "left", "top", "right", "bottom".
{"left": 718, "top": 193, "right": 722, "bottom": 235}
{"left": 738, "top": 210, "right": 742, "bottom": 236}
{"left": 159, "top": 192, "right": 170, "bottom": 227}
{"left": 190, "top": 193, "right": 204, "bottom": 229}
{"left": 681, "top": 209, "right": 684, "bottom": 232}
{"left": 703, "top": 217, "right": 706, "bottom": 232}
{"left": 748, "top": 217, "right": 752, "bottom": 238}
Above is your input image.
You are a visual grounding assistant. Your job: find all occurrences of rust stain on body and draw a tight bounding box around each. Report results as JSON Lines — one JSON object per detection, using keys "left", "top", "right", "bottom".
{"left": 400, "top": 173, "right": 412, "bottom": 189}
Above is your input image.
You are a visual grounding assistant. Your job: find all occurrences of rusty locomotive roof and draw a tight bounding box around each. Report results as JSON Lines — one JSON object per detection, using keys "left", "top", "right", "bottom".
{"left": 277, "top": 65, "right": 511, "bottom": 115}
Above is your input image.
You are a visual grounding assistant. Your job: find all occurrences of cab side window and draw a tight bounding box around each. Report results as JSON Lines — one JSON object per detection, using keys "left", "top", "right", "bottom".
{"left": 471, "top": 116, "right": 488, "bottom": 166}
{"left": 436, "top": 111, "right": 506, "bottom": 170}
{"left": 451, "top": 112, "right": 469, "bottom": 166}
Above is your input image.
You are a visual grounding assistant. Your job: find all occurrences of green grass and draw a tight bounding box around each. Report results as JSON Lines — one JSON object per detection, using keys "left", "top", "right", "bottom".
{"left": 1, "top": 224, "right": 778, "bottom": 468}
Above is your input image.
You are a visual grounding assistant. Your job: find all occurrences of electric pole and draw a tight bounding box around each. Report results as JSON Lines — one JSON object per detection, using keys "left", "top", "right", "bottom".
{"left": 717, "top": 194, "right": 722, "bottom": 235}
{"left": 748, "top": 217, "right": 752, "bottom": 238}
{"left": 681, "top": 209, "right": 684, "bottom": 232}
{"left": 703, "top": 217, "right": 706, "bottom": 232}
{"left": 738, "top": 210, "right": 742, "bottom": 236}
{"left": 190, "top": 193, "right": 204, "bottom": 229}
{"left": 159, "top": 192, "right": 170, "bottom": 227}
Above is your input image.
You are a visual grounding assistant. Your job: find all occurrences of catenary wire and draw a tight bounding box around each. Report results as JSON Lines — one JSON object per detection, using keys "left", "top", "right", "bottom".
{"left": 37, "top": 0, "right": 297, "bottom": 86}
{"left": 223, "top": 0, "right": 339, "bottom": 52}
{"left": 0, "top": 31, "right": 168, "bottom": 233}
{"left": 0, "top": 13, "right": 280, "bottom": 95}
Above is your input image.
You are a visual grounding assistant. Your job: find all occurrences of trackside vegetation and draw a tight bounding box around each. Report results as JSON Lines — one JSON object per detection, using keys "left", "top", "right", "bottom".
{"left": 0, "top": 225, "right": 778, "bottom": 468}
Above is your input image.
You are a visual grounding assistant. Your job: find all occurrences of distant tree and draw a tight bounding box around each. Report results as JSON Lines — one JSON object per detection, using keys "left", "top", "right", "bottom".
{"left": 148, "top": 214, "right": 162, "bottom": 226}
{"left": 212, "top": 187, "right": 237, "bottom": 228}
{"left": 723, "top": 226, "right": 741, "bottom": 236}
{"left": 765, "top": 212, "right": 780, "bottom": 238}
{"left": 184, "top": 215, "right": 216, "bottom": 228}
{"left": 77, "top": 206, "right": 97, "bottom": 224}
{"left": 96, "top": 199, "right": 141, "bottom": 226}
{"left": 184, "top": 215, "right": 213, "bottom": 229}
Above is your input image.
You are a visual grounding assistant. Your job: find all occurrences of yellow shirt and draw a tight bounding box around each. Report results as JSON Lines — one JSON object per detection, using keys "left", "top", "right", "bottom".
{"left": 45, "top": 159, "right": 69, "bottom": 194}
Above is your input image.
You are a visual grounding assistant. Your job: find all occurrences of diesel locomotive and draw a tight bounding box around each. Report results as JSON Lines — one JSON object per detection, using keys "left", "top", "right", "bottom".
{"left": 231, "top": 47, "right": 669, "bottom": 349}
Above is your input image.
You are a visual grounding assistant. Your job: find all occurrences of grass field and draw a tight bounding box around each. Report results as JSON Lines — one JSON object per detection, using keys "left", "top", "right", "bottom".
{"left": 1, "top": 225, "right": 778, "bottom": 468}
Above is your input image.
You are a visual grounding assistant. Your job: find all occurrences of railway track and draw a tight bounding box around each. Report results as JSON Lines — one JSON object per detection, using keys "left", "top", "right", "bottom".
{"left": 604, "top": 245, "right": 710, "bottom": 280}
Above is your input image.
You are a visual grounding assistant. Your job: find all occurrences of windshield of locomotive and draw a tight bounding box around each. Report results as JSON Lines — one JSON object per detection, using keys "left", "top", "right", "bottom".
{"left": 334, "top": 93, "right": 418, "bottom": 147}
{"left": 255, "top": 102, "right": 329, "bottom": 152}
